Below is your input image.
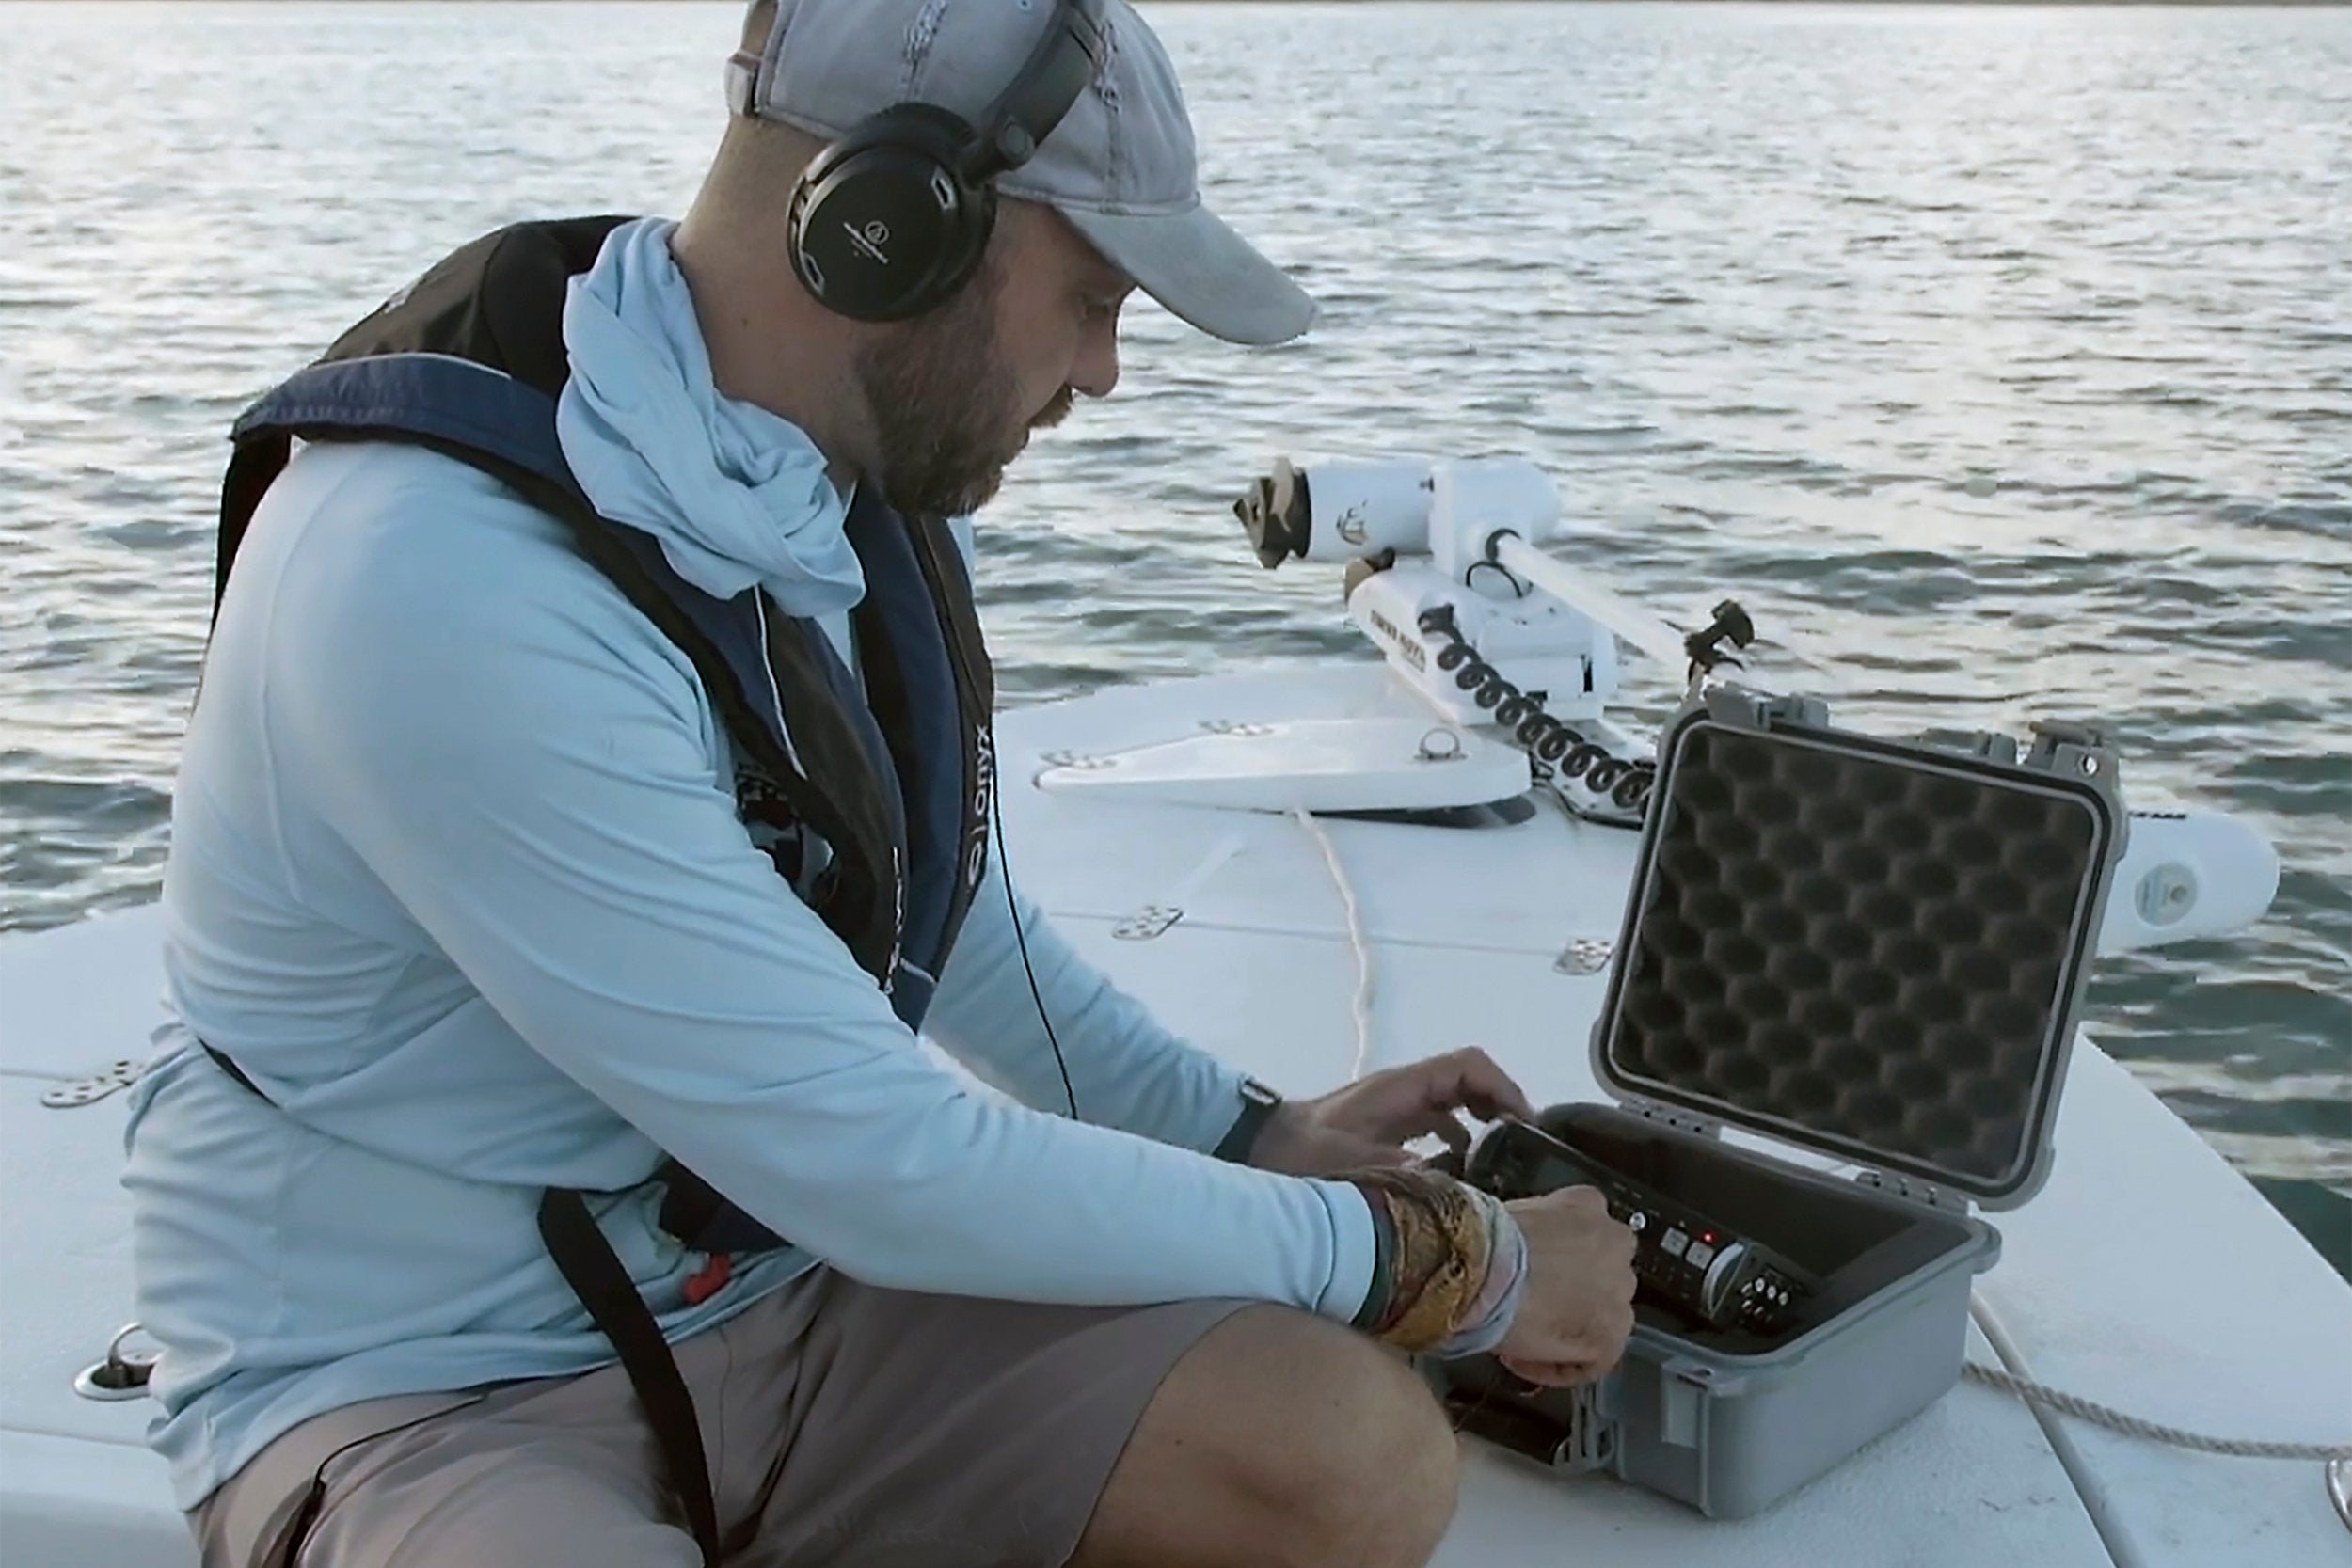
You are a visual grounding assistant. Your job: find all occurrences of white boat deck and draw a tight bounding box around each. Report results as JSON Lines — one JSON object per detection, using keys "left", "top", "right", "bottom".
{"left": 2, "top": 661, "right": 2346, "bottom": 1566}
{"left": 993, "top": 665, "right": 2352, "bottom": 1566}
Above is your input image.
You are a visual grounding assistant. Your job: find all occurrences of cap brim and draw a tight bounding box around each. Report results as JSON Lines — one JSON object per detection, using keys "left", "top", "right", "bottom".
{"left": 1062, "top": 203, "right": 1317, "bottom": 347}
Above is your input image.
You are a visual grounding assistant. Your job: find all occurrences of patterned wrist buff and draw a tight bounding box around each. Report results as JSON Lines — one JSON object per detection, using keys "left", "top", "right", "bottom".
{"left": 1343, "top": 1167, "right": 1516, "bottom": 1354}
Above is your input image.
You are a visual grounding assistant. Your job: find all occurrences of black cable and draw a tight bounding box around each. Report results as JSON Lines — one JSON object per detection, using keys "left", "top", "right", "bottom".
{"left": 259, "top": 1394, "right": 492, "bottom": 1568}
{"left": 1463, "top": 559, "right": 1530, "bottom": 599}
{"left": 1414, "top": 605, "right": 1656, "bottom": 819}
{"left": 915, "top": 513, "right": 1078, "bottom": 1122}
{"left": 986, "top": 721, "right": 1079, "bottom": 1119}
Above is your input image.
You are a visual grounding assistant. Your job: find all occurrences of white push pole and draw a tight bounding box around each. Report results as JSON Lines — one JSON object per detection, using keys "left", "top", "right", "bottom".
{"left": 1486, "top": 532, "right": 1694, "bottom": 673}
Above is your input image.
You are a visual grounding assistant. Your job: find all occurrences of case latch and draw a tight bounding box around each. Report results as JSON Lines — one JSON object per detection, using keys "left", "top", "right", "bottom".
{"left": 1853, "top": 1168, "right": 1973, "bottom": 1214}
{"left": 1430, "top": 1365, "right": 1619, "bottom": 1475}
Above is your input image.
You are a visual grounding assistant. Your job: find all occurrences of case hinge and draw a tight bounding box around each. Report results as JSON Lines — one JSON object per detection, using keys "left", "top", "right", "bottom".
{"left": 2025, "top": 719, "right": 2120, "bottom": 784}
{"left": 1885, "top": 721, "right": 2119, "bottom": 782}
{"left": 1853, "top": 1168, "right": 1973, "bottom": 1214}
{"left": 1921, "top": 728, "right": 2023, "bottom": 767}
{"left": 1622, "top": 1097, "right": 1723, "bottom": 1140}
{"left": 1700, "top": 684, "right": 1830, "bottom": 732}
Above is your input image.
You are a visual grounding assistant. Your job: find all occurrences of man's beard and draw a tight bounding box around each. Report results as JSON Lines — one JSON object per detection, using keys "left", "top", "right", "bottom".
{"left": 853, "top": 278, "right": 1073, "bottom": 526}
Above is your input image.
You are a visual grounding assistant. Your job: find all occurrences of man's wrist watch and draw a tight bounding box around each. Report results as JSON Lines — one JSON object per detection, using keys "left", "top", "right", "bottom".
{"left": 1212, "top": 1076, "right": 1283, "bottom": 1164}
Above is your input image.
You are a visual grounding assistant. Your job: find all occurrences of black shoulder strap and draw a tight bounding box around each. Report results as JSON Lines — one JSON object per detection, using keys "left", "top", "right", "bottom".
{"left": 223, "top": 353, "right": 900, "bottom": 985}
{"left": 539, "top": 1191, "right": 722, "bottom": 1563}
{"left": 216, "top": 213, "right": 630, "bottom": 623}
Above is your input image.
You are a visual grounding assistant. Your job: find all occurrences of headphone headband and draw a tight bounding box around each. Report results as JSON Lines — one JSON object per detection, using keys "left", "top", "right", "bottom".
{"left": 724, "top": 0, "right": 1106, "bottom": 173}
{"left": 963, "top": 0, "right": 1107, "bottom": 182}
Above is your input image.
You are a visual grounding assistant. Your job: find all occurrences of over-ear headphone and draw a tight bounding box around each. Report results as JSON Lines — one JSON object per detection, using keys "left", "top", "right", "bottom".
{"left": 726, "top": 0, "right": 1109, "bottom": 324}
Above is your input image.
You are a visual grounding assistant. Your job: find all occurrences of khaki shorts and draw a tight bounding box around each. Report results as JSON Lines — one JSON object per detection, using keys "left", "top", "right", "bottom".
{"left": 191, "top": 1268, "right": 1250, "bottom": 1568}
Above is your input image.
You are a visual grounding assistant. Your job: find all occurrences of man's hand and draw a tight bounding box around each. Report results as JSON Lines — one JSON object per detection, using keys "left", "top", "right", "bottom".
{"left": 1247, "top": 1047, "right": 1536, "bottom": 1178}
{"left": 1492, "top": 1186, "right": 1639, "bottom": 1386}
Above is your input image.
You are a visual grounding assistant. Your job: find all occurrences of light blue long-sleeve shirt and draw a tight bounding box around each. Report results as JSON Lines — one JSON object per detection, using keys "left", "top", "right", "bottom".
{"left": 122, "top": 218, "right": 1378, "bottom": 1512}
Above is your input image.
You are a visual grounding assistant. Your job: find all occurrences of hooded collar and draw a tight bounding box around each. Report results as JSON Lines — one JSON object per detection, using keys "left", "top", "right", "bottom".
{"left": 553, "top": 216, "right": 866, "bottom": 616}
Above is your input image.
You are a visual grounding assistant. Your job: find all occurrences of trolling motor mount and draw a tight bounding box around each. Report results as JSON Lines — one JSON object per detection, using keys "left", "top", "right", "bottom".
{"left": 1231, "top": 455, "right": 1755, "bottom": 826}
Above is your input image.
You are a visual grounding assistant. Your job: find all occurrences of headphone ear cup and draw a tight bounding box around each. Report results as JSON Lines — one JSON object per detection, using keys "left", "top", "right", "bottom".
{"left": 787, "top": 104, "right": 995, "bottom": 322}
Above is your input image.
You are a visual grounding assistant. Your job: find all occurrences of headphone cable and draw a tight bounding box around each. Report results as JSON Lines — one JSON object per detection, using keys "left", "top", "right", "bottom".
{"left": 930, "top": 554, "right": 1078, "bottom": 1122}
{"left": 986, "top": 717, "right": 1079, "bottom": 1119}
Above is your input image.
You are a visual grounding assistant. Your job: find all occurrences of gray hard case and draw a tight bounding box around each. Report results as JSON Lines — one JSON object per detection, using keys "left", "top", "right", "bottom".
{"left": 1430, "top": 683, "right": 2129, "bottom": 1519}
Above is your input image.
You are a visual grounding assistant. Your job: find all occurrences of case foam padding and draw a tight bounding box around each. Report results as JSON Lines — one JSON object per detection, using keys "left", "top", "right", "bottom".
{"left": 1610, "top": 722, "right": 2102, "bottom": 1186}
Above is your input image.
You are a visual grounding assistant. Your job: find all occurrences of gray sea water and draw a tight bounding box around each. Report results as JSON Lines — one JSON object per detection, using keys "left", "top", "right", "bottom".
{"left": 2, "top": 2, "right": 2346, "bottom": 1271}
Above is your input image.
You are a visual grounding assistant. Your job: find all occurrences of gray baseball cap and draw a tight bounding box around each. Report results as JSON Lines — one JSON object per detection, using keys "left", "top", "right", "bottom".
{"left": 726, "top": 0, "right": 1318, "bottom": 345}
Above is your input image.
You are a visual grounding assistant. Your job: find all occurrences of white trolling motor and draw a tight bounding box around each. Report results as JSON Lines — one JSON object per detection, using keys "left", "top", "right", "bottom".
{"left": 1229, "top": 453, "right": 2280, "bottom": 952}
{"left": 1233, "top": 454, "right": 1756, "bottom": 827}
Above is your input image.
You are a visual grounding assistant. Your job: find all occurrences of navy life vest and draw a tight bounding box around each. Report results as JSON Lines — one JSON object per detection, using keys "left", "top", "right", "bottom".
{"left": 204, "top": 214, "right": 997, "bottom": 1567}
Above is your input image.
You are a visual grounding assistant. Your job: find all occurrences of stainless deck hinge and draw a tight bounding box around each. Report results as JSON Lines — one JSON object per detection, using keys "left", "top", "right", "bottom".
{"left": 1553, "top": 938, "right": 1614, "bottom": 975}
{"left": 40, "top": 1059, "right": 143, "bottom": 1109}
{"left": 1111, "top": 905, "right": 1183, "bottom": 941}
{"left": 1040, "top": 750, "right": 1116, "bottom": 770}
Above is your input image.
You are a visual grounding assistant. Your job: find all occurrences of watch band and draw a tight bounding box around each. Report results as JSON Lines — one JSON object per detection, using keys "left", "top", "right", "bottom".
{"left": 1211, "top": 1077, "right": 1282, "bottom": 1164}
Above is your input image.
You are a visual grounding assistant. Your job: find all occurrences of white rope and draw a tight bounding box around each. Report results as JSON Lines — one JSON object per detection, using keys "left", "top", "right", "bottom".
{"left": 1962, "top": 1361, "right": 2352, "bottom": 1460}
{"left": 1293, "top": 809, "right": 1376, "bottom": 1082}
